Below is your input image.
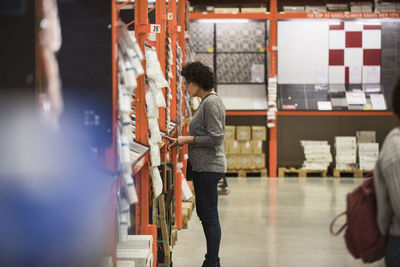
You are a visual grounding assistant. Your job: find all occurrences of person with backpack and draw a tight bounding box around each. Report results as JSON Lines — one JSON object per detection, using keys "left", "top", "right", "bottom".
{"left": 374, "top": 77, "right": 400, "bottom": 267}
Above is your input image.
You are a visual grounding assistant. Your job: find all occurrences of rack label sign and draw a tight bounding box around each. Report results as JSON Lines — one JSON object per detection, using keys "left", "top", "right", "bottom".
{"left": 150, "top": 24, "right": 161, "bottom": 33}
{"left": 168, "top": 13, "right": 173, "bottom": 20}
{"left": 177, "top": 26, "right": 182, "bottom": 32}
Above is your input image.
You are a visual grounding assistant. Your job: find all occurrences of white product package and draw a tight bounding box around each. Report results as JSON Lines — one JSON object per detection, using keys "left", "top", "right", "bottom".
{"left": 149, "top": 143, "right": 161, "bottom": 167}
{"left": 119, "top": 87, "right": 132, "bottom": 114}
{"left": 145, "top": 49, "right": 169, "bottom": 89}
{"left": 120, "top": 197, "right": 131, "bottom": 227}
{"left": 119, "top": 212, "right": 129, "bottom": 243}
{"left": 121, "top": 54, "right": 138, "bottom": 91}
{"left": 119, "top": 35, "right": 144, "bottom": 76}
{"left": 145, "top": 90, "right": 159, "bottom": 119}
{"left": 147, "top": 118, "right": 162, "bottom": 144}
{"left": 124, "top": 173, "right": 139, "bottom": 204}
{"left": 150, "top": 166, "right": 163, "bottom": 197}
{"left": 182, "top": 177, "right": 193, "bottom": 201}
{"left": 148, "top": 80, "right": 167, "bottom": 108}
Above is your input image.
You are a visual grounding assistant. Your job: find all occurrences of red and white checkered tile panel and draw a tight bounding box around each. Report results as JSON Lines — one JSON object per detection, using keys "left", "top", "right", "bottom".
{"left": 328, "top": 21, "right": 381, "bottom": 84}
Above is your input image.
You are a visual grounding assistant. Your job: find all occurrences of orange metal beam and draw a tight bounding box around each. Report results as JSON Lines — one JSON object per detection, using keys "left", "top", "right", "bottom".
{"left": 156, "top": 0, "right": 167, "bottom": 132}
{"left": 277, "top": 11, "right": 400, "bottom": 20}
{"left": 226, "top": 110, "right": 267, "bottom": 116}
{"left": 169, "top": 0, "right": 178, "bottom": 123}
{"left": 277, "top": 111, "right": 394, "bottom": 116}
{"left": 268, "top": 0, "right": 278, "bottom": 178}
{"left": 190, "top": 12, "right": 271, "bottom": 20}
{"left": 135, "top": 0, "right": 149, "bottom": 146}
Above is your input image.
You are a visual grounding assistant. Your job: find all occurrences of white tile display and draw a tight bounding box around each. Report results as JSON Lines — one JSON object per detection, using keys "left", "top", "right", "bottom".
{"left": 345, "top": 48, "right": 363, "bottom": 66}
{"left": 329, "top": 30, "right": 345, "bottom": 49}
{"left": 329, "top": 66, "right": 345, "bottom": 84}
{"left": 218, "top": 84, "right": 267, "bottom": 110}
{"left": 362, "top": 30, "right": 381, "bottom": 49}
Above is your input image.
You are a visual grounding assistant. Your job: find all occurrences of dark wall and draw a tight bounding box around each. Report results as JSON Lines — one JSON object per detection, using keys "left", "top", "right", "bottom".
{"left": 277, "top": 115, "right": 398, "bottom": 167}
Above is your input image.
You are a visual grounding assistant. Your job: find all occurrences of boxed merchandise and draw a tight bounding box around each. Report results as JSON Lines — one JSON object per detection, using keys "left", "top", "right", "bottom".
{"left": 225, "top": 126, "right": 236, "bottom": 140}
{"left": 214, "top": 7, "right": 240, "bottom": 13}
{"left": 118, "top": 235, "right": 153, "bottom": 250}
{"left": 252, "top": 140, "right": 263, "bottom": 154}
{"left": 300, "top": 140, "right": 332, "bottom": 170}
{"left": 117, "top": 260, "right": 136, "bottom": 267}
{"left": 335, "top": 136, "right": 357, "bottom": 169}
{"left": 358, "top": 143, "right": 379, "bottom": 170}
{"left": 252, "top": 126, "right": 267, "bottom": 141}
{"left": 283, "top": 6, "right": 305, "bottom": 12}
{"left": 356, "top": 131, "right": 376, "bottom": 143}
{"left": 117, "top": 249, "right": 152, "bottom": 267}
{"left": 236, "top": 126, "right": 251, "bottom": 141}
{"left": 240, "top": 141, "right": 252, "bottom": 154}
{"left": 226, "top": 155, "right": 239, "bottom": 170}
{"left": 305, "top": 5, "right": 327, "bottom": 12}
{"left": 225, "top": 140, "right": 240, "bottom": 154}
{"left": 238, "top": 155, "right": 255, "bottom": 169}
{"left": 254, "top": 154, "right": 265, "bottom": 169}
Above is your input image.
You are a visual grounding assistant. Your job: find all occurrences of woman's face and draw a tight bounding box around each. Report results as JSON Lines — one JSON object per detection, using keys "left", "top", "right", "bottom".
{"left": 183, "top": 77, "right": 201, "bottom": 98}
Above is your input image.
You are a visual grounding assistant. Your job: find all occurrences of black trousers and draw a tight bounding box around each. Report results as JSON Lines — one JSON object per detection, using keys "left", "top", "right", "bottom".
{"left": 193, "top": 171, "right": 223, "bottom": 267}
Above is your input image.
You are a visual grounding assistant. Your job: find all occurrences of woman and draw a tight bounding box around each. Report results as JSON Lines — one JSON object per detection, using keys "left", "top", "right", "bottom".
{"left": 166, "top": 62, "right": 225, "bottom": 267}
{"left": 374, "top": 77, "right": 400, "bottom": 267}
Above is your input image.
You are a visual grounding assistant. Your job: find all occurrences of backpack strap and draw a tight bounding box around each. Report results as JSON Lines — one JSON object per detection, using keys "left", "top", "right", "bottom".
{"left": 330, "top": 211, "right": 347, "bottom": 236}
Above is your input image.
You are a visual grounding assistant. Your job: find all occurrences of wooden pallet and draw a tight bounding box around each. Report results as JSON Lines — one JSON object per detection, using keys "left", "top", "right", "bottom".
{"left": 226, "top": 168, "right": 268, "bottom": 177}
{"left": 278, "top": 167, "right": 327, "bottom": 178}
{"left": 182, "top": 197, "right": 195, "bottom": 229}
{"left": 333, "top": 169, "right": 372, "bottom": 178}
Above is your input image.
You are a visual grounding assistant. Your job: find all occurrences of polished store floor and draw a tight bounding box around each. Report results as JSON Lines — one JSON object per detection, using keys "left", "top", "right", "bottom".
{"left": 172, "top": 177, "right": 385, "bottom": 267}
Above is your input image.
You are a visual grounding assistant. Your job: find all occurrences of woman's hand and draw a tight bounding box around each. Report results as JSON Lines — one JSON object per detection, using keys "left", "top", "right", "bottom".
{"left": 163, "top": 135, "right": 194, "bottom": 149}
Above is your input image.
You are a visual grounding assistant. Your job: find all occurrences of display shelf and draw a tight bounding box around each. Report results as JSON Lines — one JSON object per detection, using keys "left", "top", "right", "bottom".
{"left": 226, "top": 110, "right": 268, "bottom": 116}
{"left": 277, "top": 111, "right": 393, "bottom": 116}
{"left": 277, "top": 11, "right": 400, "bottom": 19}
{"left": 190, "top": 12, "right": 271, "bottom": 20}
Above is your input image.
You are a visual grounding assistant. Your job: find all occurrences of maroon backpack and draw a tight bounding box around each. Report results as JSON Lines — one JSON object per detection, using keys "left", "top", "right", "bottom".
{"left": 330, "top": 177, "right": 388, "bottom": 263}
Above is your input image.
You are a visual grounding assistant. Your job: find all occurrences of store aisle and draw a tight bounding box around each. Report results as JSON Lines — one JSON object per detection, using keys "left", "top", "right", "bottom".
{"left": 172, "top": 177, "right": 385, "bottom": 267}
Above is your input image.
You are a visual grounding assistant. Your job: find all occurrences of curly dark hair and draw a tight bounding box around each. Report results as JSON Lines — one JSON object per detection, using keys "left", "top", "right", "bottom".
{"left": 393, "top": 76, "right": 400, "bottom": 120}
{"left": 181, "top": 61, "right": 215, "bottom": 91}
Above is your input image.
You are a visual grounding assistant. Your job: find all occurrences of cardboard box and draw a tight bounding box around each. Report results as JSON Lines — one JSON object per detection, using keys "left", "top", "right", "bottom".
{"left": 254, "top": 154, "right": 265, "bottom": 169}
{"left": 236, "top": 126, "right": 251, "bottom": 141}
{"left": 117, "top": 260, "right": 136, "bottom": 267}
{"left": 240, "top": 141, "right": 252, "bottom": 154}
{"left": 117, "top": 249, "right": 152, "bottom": 267}
{"left": 226, "top": 155, "right": 239, "bottom": 170}
{"left": 225, "top": 140, "right": 240, "bottom": 154}
{"left": 252, "top": 126, "right": 267, "bottom": 141}
{"left": 118, "top": 235, "right": 153, "bottom": 250}
{"left": 252, "top": 140, "right": 263, "bottom": 154}
{"left": 238, "top": 155, "right": 255, "bottom": 169}
{"left": 356, "top": 131, "right": 376, "bottom": 143}
{"left": 225, "top": 126, "right": 236, "bottom": 140}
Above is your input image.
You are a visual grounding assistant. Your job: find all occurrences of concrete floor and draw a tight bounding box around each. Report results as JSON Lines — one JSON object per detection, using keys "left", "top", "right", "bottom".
{"left": 172, "top": 177, "right": 385, "bottom": 267}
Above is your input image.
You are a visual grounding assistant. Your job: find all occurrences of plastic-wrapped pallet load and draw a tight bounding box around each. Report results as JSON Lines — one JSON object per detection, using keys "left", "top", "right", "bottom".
{"left": 358, "top": 143, "right": 379, "bottom": 171}
{"left": 300, "top": 141, "right": 332, "bottom": 170}
{"left": 335, "top": 136, "right": 357, "bottom": 170}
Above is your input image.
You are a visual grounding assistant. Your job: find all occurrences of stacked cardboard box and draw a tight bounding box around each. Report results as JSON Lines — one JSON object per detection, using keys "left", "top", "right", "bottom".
{"left": 375, "top": 2, "right": 398, "bottom": 12}
{"left": 350, "top": 2, "right": 373, "bottom": 12}
{"left": 357, "top": 131, "right": 379, "bottom": 171}
{"left": 225, "top": 126, "right": 267, "bottom": 170}
{"left": 117, "top": 235, "right": 153, "bottom": 267}
{"left": 300, "top": 140, "right": 332, "bottom": 170}
{"left": 335, "top": 136, "right": 357, "bottom": 170}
